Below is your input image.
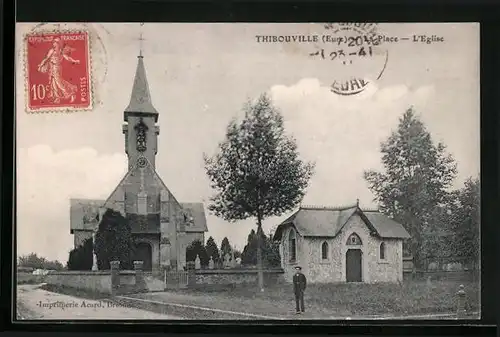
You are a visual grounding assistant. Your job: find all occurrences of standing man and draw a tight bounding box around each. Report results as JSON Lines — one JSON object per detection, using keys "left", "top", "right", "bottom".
{"left": 293, "top": 266, "right": 307, "bottom": 314}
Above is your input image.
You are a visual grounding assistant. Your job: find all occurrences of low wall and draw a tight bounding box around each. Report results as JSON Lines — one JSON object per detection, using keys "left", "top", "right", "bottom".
{"left": 403, "top": 269, "right": 479, "bottom": 282}
{"left": 44, "top": 270, "right": 142, "bottom": 295}
{"left": 194, "top": 268, "right": 285, "bottom": 286}
{"left": 45, "top": 271, "right": 113, "bottom": 294}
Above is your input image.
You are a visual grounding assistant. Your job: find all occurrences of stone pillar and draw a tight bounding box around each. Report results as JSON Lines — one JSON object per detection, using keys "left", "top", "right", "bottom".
{"left": 134, "top": 260, "right": 147, "bottom": 292}
{"left": 457, "top": 284, "right": 466, "bottom": 318}
{"left": 110, "top": 260, "right": 120, "bottom": 296}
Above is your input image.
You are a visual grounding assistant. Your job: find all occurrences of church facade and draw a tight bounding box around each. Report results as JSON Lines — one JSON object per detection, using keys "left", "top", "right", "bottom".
{"left": 273, "top": 204, "right": 410, "bottom": 284}
{"left": 70, "top": 54, "right": 208, "bottom": 272}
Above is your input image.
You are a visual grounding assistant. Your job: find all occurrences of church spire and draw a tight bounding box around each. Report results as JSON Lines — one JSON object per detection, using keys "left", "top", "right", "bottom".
{"left": 124, "top": 24, "right": 159, "bottom": 118}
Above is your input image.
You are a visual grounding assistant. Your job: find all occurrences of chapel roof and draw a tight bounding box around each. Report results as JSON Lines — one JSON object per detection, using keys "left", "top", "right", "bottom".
{"left": 124, "top": 55, "right": 159, "bottom": 119}
{"left": 273, "top": 203, "right": 411, "bottom": 240}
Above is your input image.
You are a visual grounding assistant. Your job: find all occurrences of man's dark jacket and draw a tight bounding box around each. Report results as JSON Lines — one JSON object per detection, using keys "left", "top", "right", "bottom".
{"left": 293, "top": 272, "right": 307, "bottom": 294}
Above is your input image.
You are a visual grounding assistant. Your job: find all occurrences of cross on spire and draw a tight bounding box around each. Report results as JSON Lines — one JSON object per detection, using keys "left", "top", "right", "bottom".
{"left": 139, "top": 23, "right": 145, "bottom": 58}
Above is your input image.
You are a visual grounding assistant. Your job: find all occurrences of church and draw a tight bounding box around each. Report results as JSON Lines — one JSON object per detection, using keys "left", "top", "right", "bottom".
{"left": 273, "top": 203, "right": 410, "bottom": 284}
{"left": 70, "top": 52, "right": 208, "bottom": 272}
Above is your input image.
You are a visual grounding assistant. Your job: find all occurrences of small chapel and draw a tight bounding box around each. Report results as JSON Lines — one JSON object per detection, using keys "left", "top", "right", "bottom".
{"left": 69, "top": 52, "right": 208, "bottom": 272}
{"left": 273, "top": 202, "right": 410, "bottom": 284}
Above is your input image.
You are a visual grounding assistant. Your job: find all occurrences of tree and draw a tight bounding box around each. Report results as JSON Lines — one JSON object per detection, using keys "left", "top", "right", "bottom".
{"left": 18, "top": 253, "right": 65, "bottom": 271}
{"left": 263, "top": 233, "right": 282, "bottom": 268}
{"left": 94, "top": 209, "right": 133, "bottom": 270}
{"left": 67, "top": 238, "right": 93, "bottom": 271}
{"left": 186, "top": 239, "right": 209, "bottom": 267}
{"left": 241, "top": 229, "right": 258, "bottom": 265}
{"left": 204, "top": 93, "right": 314, "bottom": 290}
{"left": 241, "top": 229, "right": 281, "bottom": 267}
{"left": 449, "top": 177, "right": 480, "bottom": 265}
{"left": 205, "top": 236, "right": 220, "bottom": 264}
{"left": 364, "top": 108, "right": 457, "bottom": 268}
{"left": 220, "top": 237, "right": 232, "bottom": 258}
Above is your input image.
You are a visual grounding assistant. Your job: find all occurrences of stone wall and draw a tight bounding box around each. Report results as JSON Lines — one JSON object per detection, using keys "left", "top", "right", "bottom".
{"left": 45, "top": 271, "right": 113, "bottom": 294}
{"left": 280, "top": 214, "right": 403, "bottom": 284}
{"left": 44, "top": 262, "right": 149, "bottom": 295}
{"left": 194, "top": 269, "right": 285, "bottom": 286}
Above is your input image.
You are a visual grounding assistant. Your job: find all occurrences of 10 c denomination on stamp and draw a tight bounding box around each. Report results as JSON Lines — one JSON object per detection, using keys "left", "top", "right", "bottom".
{"left": 25, "top": 31, "right": 92, "bottom": 112}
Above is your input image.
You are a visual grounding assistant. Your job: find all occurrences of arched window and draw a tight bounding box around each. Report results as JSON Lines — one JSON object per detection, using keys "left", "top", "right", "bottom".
{"left": 346, "top": 233, "right": 362, "bottom": 245}
{"left": 321, "top": 241, "right": 329, "bottom": 260}
{"left": 379, "top": 242, "right": 386, "bottom": 260}
{"left": 288, "top": 229, "right": 297, "bottom": 262}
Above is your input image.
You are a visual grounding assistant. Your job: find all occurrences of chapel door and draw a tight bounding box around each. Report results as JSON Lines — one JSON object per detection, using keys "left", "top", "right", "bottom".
{"left": 134, "top": 242, "right": 153, "bottom": 271}
{"left": 346, "top": 249, "right": 362, "bottom": 282}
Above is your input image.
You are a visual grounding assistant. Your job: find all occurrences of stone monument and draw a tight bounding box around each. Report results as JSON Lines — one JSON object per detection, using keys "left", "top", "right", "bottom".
{"left": 223, "top": 253, "right": 231, "bottom": 269}
{"left": 208, "top": 256, "right": 214, "bottom": 269}
{"left": 195, "top": 254, "right": 201, "bottom": 270}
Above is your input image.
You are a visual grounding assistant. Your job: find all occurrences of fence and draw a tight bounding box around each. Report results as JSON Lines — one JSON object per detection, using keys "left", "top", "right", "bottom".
{"left": 403, "top": 255, "right": 479, "bottom": 282}
{"left": 164, "top": 270, "right": 189, "bottom": 289}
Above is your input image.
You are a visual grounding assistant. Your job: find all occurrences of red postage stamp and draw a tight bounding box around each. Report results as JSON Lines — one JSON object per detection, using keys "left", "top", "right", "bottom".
{"left": 25, "top": 31, "right": 92, "bottom": 112}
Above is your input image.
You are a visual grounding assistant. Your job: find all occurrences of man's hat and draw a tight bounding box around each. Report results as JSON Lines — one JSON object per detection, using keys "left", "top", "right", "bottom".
{"left": 295, "top": 266, "right": 302, "bottom": 270}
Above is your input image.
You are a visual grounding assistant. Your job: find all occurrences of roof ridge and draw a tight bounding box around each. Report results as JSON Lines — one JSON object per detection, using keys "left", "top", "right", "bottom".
{"left": 301, "top": 203, "right": 358, "bottom": 211}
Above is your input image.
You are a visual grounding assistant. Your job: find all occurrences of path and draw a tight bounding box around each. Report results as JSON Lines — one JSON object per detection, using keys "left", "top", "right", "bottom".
{"left": 16, "top": 284, "right": 183, "bottom": 320}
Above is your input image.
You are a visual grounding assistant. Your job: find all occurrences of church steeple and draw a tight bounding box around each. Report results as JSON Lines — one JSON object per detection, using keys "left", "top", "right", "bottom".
{"left": 124, "top": 55, "right": 159, "bottom": 120}
{"left": 122, "top": 40, "right": 160, "bottom": 170}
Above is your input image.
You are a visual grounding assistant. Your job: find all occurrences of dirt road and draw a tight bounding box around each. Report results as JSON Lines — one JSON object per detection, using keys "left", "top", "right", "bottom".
{"left": 16, "top": 284, "right": 183, "bottom": 320}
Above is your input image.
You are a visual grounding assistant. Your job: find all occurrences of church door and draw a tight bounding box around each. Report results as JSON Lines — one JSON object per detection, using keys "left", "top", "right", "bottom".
{"left": 346, "top": 249, "right": 362, "bottom": 282}
{"left": 134, "top": 242, "right": 153, "bottom": 271}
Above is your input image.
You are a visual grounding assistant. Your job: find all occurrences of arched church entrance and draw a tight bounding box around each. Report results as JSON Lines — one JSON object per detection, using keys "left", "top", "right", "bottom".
{"left": 133, "top": 242, "right": 153, "bottom": 271}
{"left": 346, "top": 249, "right": 362, "bottom": 282}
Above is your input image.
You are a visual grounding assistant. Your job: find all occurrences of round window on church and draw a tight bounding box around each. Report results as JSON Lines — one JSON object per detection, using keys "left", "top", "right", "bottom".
{"left": 137, "top": 156, "right": 147, "bottom": 168}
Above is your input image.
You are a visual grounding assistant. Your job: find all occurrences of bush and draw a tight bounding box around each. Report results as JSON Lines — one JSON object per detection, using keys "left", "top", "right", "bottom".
{"left": 94, "top": 209, "right": 133, "bottom": 270}
{"left": 67, "top": 238, "right": 93, "bottom": 271}
{"left": 186, "top": 240, "right": 209, "bottom": 267}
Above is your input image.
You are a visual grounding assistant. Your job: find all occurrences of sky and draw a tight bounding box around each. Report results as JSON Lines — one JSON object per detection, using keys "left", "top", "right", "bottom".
{"left": 15, "top": 23, "right": 480, "bottom": 263}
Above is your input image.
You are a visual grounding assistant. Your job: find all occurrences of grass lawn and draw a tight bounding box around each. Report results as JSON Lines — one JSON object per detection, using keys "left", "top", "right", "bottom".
{"left": 135, "top": 279, "right": 480, "bottom": 318}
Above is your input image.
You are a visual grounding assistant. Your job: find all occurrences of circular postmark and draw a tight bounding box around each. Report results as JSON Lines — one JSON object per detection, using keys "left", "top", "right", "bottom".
{"left": 320, "top": 23, "right": 389, "bottom": 96}
{"left": 22, "top": 22, "right": 109, "bottom": 112}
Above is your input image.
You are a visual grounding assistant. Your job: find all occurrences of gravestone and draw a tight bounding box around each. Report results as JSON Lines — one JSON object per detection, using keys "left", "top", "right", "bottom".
{"left": 195, "top": 255, "right": 201, "bottom": 270}
{"left": 208, "top": 256, "right": 214, "bottom": 269}
{"left": 230, "top": 251, "right": 236, "bottom": 268}
{"left": 223, "top": 253, "right": 231, "bottom": 268}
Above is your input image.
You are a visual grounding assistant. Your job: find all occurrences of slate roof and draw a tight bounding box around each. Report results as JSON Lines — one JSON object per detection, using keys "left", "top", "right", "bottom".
{"left": 273, "top": 204, "right": 410, "bottom": 240}
{"left": 124, "top": 56, "right": 159, "bottom": 119}
{"left": 180, "top": 202, "right": 209, "bottom": 232}
{"left": 70, "top": 198, "right": 105, "bottom": 233}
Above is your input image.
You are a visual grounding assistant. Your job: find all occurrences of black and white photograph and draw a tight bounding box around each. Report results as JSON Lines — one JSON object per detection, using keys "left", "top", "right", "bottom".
{"left": 15, "top": 22, "right": 480, "bottom": 320}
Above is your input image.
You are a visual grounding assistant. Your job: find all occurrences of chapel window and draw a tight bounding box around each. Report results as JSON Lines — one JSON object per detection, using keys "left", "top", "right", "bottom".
{"left": 380, "top": 242, "right": 386, "bottom": 260}
{"left": 321, "top": 241, "right": 329, "bottom": 260}
{"left": 347, "top": 233, "right": 362, "bottom": 245}
{"left": 288, "top": 228, "right": 297, "bottom": 262}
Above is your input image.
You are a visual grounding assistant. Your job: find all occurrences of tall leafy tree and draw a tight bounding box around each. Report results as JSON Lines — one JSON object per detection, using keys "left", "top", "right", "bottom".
{"left": 94, "top": 209, "right": 134, "bottom": 270}
{"left": 241, "top": 229, "right": 258, "bottom": 265}
{"left": 220, "top": 237, "right": 232, "bottom": 258}
{"left": 449, "top": 177, "right": 480, "bottom": 266}
{"left": 242, "top": 229, "right": 281, "bottom": 267}
{"left": 205, "top": 236, "right": 221, "bottom": 264}
{"left": 205, "top": 93, "right": 314, "bottom": 290}
{"left": 364, "top": 108, "right": 457, "bottom": 268}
